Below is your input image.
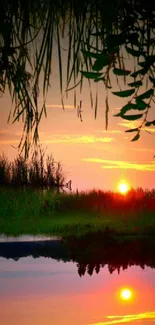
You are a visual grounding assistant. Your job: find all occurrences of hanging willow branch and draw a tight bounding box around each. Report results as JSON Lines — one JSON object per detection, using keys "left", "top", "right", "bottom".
{"left": 0, "top": 0, "right": 155, "bottom": 157}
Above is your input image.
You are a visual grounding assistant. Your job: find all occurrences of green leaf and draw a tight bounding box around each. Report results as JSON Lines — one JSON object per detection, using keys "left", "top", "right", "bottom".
{"left": 94, "top": 77, "right": 105, "bottom": 82}
{"left": 80, "top": 71, "right": 103, "bottom": 79}
{"left": 121, "top": 114, "right": 143, "bottom": 120}
{"left": 112, "top": 88, "right": 135, "bottom": 97}
{"left": 81, "top": 50, "right": 98, "bottom": 59}
{"left": 125, "top": 47, "right": 141, "bottom": 57}
{"left": 127, "top": 33, "right": 139, "bottom": 46}
{"left": 106, "top": 33, "right": 125, "bottom": 50}
{"left": 145, "top": 120, "right": 155, "bottom": 127}
{"left": 136, "top": 98, "right": 150, "bottom": 109}
{"left": 131, "top": 133, "right": 140, "bottom": 141}
{"left": 92, "top": 56, "right": 109, "bottom": 71}
{"left": 139, "top": 56, "right": 155, "bottom": 69}
{"left": 138, "top": 61, "right": 146, "bottom": 68}
{"left": 90, "top": 32, "right": 103, "bottom": 36}
{"left": 136, "top": 88, "right": 154, "bottom": 100}
{"left": 81, "top": 44, "right": 103, "bottom": 53}
{"left": 131, "top": 68, "right": 147, "bottom": 78}
{"left": 125, "top": 128, "right": 139, "bottom": 133}
{"left": 93, "top": 59, "right": 104, "bottom": 71}
{"left": 114, "top": 103, "right": 139, "bottom": 116}
{"left": 81, "top": 50, "right": 107, "bottom": 60}
{"left": 128, "top": 80, "right": 142, "bottom": 87}
{"left": 113, "top": 68, "right": 131, "bottom": 76}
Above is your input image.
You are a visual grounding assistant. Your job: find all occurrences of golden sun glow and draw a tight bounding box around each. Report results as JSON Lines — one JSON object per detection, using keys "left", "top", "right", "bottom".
{"left": 117, "top": 180, "right": 129, "bottom": 194}
{"left": 120, "top": 288, "right": 132, "bottom": 301}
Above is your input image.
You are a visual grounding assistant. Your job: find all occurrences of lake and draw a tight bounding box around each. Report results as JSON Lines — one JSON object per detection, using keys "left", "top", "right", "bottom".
{"left": 0, "top": 235, "right": 155, "bottom": 325}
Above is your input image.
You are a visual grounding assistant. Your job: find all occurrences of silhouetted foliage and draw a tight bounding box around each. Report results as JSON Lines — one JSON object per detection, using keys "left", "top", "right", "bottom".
{"left": 1, "top": 1, "right": 155, "bottom": 156}
{"left": 0, "top": 154, "right": 11, "bottom": 185}
{"left": 0, "top": 150, "right": 71, "bottom": 192}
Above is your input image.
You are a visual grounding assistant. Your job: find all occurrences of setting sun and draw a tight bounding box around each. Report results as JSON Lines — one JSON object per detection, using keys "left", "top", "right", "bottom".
{"left": 117, "top": 181, "right": 129, "bottom": 194}
{"left": 120, "top": 288, "right": 132, "bottom": 301}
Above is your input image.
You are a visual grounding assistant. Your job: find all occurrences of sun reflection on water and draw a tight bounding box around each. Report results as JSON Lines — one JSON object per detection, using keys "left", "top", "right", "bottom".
{"left": 120, "top": 288, "right": 133, "bottom": 301}
{"left": 89, "top": 311, "right": 155, "bottom": 325}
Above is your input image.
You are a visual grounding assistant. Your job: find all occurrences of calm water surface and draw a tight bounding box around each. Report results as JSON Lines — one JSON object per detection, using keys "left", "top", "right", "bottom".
{"left": 0, "top": 236, "right": 155, "bottom": 325}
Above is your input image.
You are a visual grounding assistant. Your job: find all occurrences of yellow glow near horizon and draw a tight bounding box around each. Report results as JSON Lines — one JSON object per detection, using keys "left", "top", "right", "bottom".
{"left": 120, "top": 288, "right": 132, "bottom": 301}
{"left": 117, "top": 180, "right": 129, "bottom": 194}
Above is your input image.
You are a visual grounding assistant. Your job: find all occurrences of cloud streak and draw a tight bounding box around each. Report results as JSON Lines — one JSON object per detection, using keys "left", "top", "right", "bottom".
{"left": 95, "top": 130, "right": 122, "bottom": 134}
{"left": 41, "top": 135, "right": 113, "bottom": 144}
{"left": 82, "top": 158, "right": 155, "bottom": 171}
{"left": 0, "top": 130, "right": 20, "bottom": 144}
{"left": 131, "top": 147, "right": 155, "bottom": 153}
{"left": 119, "top": 121, "right": 155, "bottom": 133}
{"left": 0, "top": 131, "right": 113, "bottom": 145}
{"left": 46, "top": 104, "right": 75, "bottom": 109}
{"left": 118, "top": 121, "right": 140, "bottom": 129}
{"left": 0, "top": 130, "right": 21, "bottom": 139}
{"left": 89, "top": 311, "right": 155, "bottom": 325}
{"left": 0, "top": 140, "right": 19, "bottom": 144}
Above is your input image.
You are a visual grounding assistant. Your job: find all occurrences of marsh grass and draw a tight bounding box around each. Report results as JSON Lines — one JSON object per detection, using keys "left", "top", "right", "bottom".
{"left": 1, "top": 186, "right": 155, "bottom": 237}
{"left": 0, "top": 150, "right": 72, "bottom": 191}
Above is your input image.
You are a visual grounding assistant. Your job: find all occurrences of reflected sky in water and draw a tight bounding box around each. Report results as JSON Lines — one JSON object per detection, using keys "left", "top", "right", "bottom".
{"left": 0, "top": 256, "right": 155, "bottom": 325}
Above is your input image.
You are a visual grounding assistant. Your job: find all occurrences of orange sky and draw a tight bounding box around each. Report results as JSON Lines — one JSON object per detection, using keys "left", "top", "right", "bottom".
{"left": 0, "top": 50, "right": 155, "bottom": 191}
{"left": 0, "top": 257, "right": 155, "bottom": 325}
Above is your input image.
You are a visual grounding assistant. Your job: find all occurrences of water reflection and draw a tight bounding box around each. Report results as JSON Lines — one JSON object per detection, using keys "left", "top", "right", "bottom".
{"left": 90, "top": 311, "right": 155, "bottom": 325}
{"left": 0, "top": 256, "right": 155, "bottom": 325}
{"left": 0, "top": 235, "right": 57, "bottom": 242}
{"left": 1, "top": 233, "right": 155, "bottom": 276}
{"left": 0, "top": 233, "right": 155, "bottom": 325}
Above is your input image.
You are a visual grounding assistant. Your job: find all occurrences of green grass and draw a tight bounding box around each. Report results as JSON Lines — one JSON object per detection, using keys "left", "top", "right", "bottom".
{"left": 1, "top": 187, "right": 155, "bottom": 238}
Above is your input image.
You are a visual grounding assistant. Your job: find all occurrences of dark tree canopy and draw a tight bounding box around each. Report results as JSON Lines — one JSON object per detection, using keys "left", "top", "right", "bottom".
{"left": 1, "top": 0, "right": 155, "bottom": 156}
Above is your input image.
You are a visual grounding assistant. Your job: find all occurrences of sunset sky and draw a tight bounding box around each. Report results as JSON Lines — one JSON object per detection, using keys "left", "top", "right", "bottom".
{"left": 1, "top": 46, "right": 155, "bottom": 192}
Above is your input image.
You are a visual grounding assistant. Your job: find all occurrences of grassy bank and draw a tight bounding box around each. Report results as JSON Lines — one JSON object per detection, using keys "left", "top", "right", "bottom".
{"left": 1, "top": 188, "right": 155, "bottom": 237}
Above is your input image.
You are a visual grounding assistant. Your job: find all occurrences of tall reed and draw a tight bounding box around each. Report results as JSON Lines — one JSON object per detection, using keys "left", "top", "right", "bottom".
{"left": 0, "top": 149, "right": 71, "bottom": 192}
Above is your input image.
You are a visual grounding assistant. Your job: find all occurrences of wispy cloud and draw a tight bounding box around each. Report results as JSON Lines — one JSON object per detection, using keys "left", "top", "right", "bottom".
{"left": 0, "top": 140, "right": 19, "bottom": 144}
{"left": 144, "top": 127, "right": 155, "bottom": 133}
{"left": 41, "top": 135, "right": 113, "bottom": 144}
{"left": 82, "top": 158, "right": 155, "bottom": 171}
{"left": 95, "top": 130, "right": 122, "bottom": 134}
{"left": 112, "top": 107, "right": 122, "bottom": 113}
{"left": 46, "top": 104, "right": 75, "bottom": 110}
{"left": 119, "top": 121, "right": 155, "bottom": 134}
{"left": 0, "top": 130, "right": 21, "bottom": 138}
{"left": 89, "top": 311, "right": 155, "bottom": 325}
{"left": 118, "top": 121, "right": 140, "bottom": 129}
{"left": 131, "top": 147, "right": 155, "bottom": 153}
{"left": 0, "top": 130, "right": 113, "bottom": 146}
{"left": 0, "top": 130, "right": 22, "bottom": 144}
